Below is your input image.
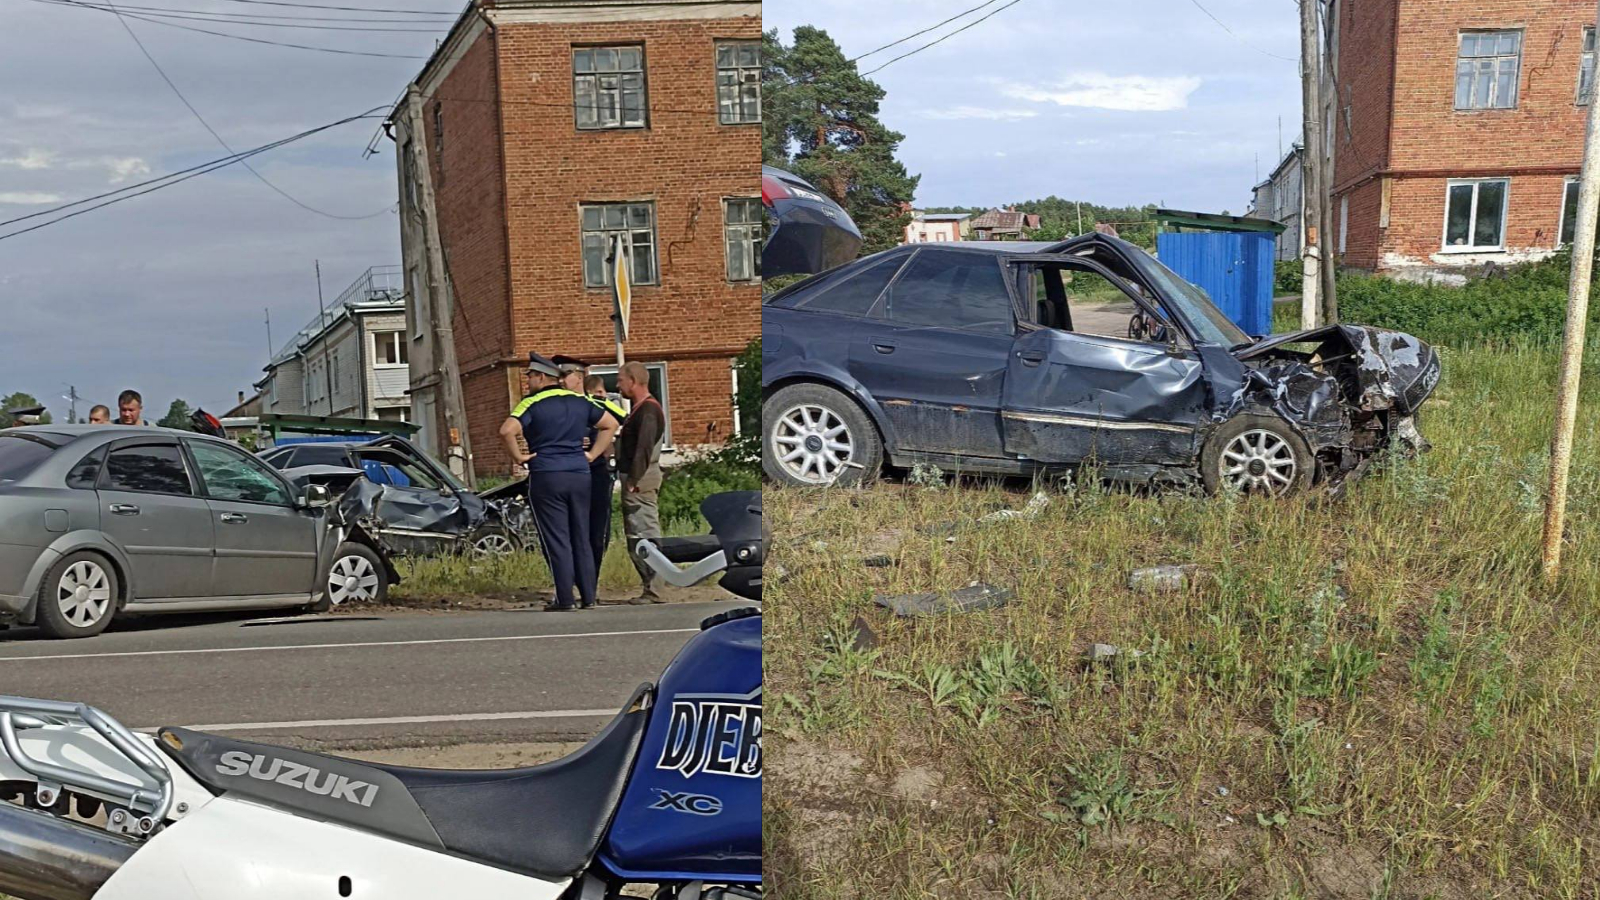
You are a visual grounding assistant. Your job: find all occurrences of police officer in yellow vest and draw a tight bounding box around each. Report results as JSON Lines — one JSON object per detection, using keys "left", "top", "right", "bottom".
{"left": 553, "top": 356, "right": 629, "bottom": 576}
{"left": 499, "top": 352, "right": 620, "bottom": 611}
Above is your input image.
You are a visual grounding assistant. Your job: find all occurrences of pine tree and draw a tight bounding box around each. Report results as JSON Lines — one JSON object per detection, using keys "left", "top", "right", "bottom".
{"left": 762, "top": 27, "right": 919, "bottom": 255}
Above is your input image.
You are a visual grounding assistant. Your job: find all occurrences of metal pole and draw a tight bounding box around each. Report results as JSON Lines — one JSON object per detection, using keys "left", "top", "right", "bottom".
{"left": 1299, "top": 0, "right": 1324, "bottom": 330}
{"left": 1542, "top": 0, "right": 1600, "bottom": 580}
{"left": 315, "top": 260, "right": 334, "bottom": 416}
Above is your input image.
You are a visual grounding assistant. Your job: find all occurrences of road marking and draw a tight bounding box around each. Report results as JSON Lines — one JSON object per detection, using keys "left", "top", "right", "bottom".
{"left": 0, "top": 627, "right": 699, "bottom": 663}
{"left": 146, "top": 708, "right": 618, "bottom": 733}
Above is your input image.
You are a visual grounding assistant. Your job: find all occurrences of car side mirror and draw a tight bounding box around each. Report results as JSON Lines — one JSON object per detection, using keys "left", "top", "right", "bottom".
{"left": 301, "top": 484, "right": 333, "bottom": 508}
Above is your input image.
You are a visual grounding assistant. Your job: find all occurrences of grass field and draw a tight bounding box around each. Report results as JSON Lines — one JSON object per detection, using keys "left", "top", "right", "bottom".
{"left": 765, "top": 342, "right": 1600, "bottom": 898}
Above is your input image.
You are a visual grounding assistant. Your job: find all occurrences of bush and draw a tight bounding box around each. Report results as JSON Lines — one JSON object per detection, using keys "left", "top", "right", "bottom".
{"left": 659, "top": 444, "right": 760, "bottom": 527}
{"left": 1274, "top": 259, "right": 1303, "bottom": 295}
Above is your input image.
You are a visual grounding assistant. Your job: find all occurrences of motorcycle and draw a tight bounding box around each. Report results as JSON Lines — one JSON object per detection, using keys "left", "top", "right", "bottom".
{"left": 0, "top": 490, "right": 762, "bottom": 900}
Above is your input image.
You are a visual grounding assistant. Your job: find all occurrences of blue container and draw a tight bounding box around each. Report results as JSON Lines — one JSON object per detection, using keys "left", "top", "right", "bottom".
{"left": 1157, "top": 231, "right": 1275, "bottom": 337}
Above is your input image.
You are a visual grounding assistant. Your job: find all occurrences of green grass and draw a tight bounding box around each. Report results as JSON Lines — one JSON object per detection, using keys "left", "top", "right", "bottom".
{"left": 764, "top": 343, "right": 1600, "bottom": 897}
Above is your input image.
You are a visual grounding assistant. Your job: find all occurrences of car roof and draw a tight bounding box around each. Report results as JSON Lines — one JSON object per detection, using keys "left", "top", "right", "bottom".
{"left": 2, "top": 424, "right": 233, "bottom": 444}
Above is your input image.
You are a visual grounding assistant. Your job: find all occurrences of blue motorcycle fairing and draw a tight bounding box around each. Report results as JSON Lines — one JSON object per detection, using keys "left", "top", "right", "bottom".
{"left": 599, "top": 612, "right": 761, "bottom": 883}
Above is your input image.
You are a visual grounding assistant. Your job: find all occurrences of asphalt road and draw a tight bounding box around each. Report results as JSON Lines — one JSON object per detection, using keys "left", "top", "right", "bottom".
{"left": 0, "top": 601, "right": 754, "bottom": 751}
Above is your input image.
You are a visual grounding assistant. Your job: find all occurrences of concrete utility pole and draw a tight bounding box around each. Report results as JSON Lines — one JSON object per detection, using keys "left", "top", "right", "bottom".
{"left": 1541, "top": 0, "right": 1600, "bottom": 580}
{"left": 1319, "top": 0, "right": 1339, "bottom": 324}
{"left": 1298, "top": 0, "right": 1325, "bottom": 329}
{"left": 405, "top": 86, "right": 475, "bottom": 488}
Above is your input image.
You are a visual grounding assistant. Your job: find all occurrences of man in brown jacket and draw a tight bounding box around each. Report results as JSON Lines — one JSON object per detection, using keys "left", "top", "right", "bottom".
{"left": 617, "top": 361, "right": 666, "bottom": 604}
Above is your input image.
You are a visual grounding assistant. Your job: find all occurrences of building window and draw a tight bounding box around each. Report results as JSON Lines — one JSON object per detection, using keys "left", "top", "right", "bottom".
{"left": 1561, "top": 177, "right": 1582, "bottom": 246}
{"left": 724, "top": 197, "right": 762, "bottom": 282}
{"left": 374, "top": 330, "right": 408, "bottom": 367}
{"left": 1444, "top": 179, "right": 1509, "bottom": 250}
{"left": 331, "top": 351, "right": 341, "bottom": 398}
{"left": 1581, "top": 28, "right": 1596, "bottom": 105}
{"left": 574, "top": 46, "right": 647, "bottom": 130}
{"left": 716, "top": 41, "right": 761, "bottom": 124}
{"left": 1339, "top": 195, "right": 1349, "bottom": 255}
{"left": 589, "top": 362, "right": 672, "bottom": 448}
{"left": 1455, "top": 31, "right": 1521, "bottom": 110}
{"left": 431, "top": 102, "right": 444, "bottom": 155}
{"left": 582, "top": 202, "right": 658, "bottom": 287}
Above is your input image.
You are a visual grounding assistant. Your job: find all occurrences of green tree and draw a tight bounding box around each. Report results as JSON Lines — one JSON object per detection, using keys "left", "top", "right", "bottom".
{"left": 158, "top": 399, "right": 193, "bottom": 431}
{"left": 734, "top": 336, "right": 761, "bottom": 436}
{"left": 763, "top": 26, "right": 920, "bottom": 255}
{"left": 0, "top": 392, "right": 52, "bottom": 427}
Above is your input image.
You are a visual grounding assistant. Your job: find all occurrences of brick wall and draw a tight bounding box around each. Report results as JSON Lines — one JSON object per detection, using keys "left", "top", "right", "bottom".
{"left": 421, "top": 12, "right": 760, "bottom": 478}
{"left": 1335, "top": 0, "right": 1591, "bottom": 272}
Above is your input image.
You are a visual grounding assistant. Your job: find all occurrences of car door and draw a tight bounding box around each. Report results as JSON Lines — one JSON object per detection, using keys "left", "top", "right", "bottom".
{"left": 185, "top": 439, "right": 319, "bottom": 598}
{"left": 95, "top": 439, "right": 214, "bottom": 600}
{"left": 1000, "top": 260, "right": 1211, "bottom": 466}
{"left": 847, "top": 247, "right": 1016, "bottom": 459}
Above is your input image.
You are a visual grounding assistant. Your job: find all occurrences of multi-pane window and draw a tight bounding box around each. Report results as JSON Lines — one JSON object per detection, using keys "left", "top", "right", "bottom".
{"left": 374, "top": 331, "right": 408, "bottom": 366}
{"left": 716, "top": 41, "right": 761, "bottom": 124}
{"left": 582, "top": 202, "right": 658, "bottom": 287}
{"left": 574, "top": 46, "right": 647, "bottom": 130}
{"left": 1455, "top": 31, "right": 1522, "bottom": 110}
{"left": 1444, "top": 179, "right": 1509, "bottom": 249}
{"left": 1581, "top": 28, "right": 1596, "bottom": 105}
{"left": 724, "top": 197, "right": 762, "bottom": 282}
{"left": 1561, "top": 178, "right": 1582, "bottom": 246}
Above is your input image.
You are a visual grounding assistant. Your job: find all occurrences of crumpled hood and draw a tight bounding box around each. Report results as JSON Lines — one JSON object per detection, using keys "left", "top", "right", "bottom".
{"left": 1235, "top": 324, "right": 1441, "bottom": 416}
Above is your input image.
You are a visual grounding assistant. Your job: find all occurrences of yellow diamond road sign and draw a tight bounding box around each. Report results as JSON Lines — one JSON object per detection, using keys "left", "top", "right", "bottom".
{"left": 613, "top": 235, "right": 632, "bottom": 341}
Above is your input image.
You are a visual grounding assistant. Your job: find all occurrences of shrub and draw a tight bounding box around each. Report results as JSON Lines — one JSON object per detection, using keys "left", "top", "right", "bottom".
{"left": 1274, "top": 259, "right": 1303, "bottom": 295}
{"left": 659, "top": 444, "right": 760, "bottom": 527}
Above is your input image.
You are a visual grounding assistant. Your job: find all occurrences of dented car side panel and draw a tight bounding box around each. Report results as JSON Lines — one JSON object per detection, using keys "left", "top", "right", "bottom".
{"left": 847, "top": 324, "right": 1012, "bottom": 459}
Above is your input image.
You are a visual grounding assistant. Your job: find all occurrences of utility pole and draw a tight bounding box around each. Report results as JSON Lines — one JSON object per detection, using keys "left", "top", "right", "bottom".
{"left": 265, "top": 307, "right": 274, "bottom": 358}
{"left": 1319, "top": 0, "right": 1340, "bottom": 324}
{"left": 63, "top": 385, "right": 79, "bottom": 424}
{"left": 1541, "top": 0, "right": 1600, "bottom": 581}
{"left": 315, "top": 260, "right": 335, "bottom": 416}
{"left": 1075, "top": 201, "right": 1083, "bottom": 236}
{"left": 406, "top": 86, "right": 475, "bottom": 488}
{"left": 1298, "top": 0, "right": 1325, "bottom": 329}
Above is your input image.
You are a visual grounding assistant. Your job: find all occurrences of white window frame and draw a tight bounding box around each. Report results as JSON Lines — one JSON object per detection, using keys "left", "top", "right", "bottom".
{"left": 723, "top": 196, "right": 762, "bottom": 282}
{"left": 581, "top": 202, "right": 658, "bottom": 288}
{"left": 715, "top": 40, "right": 761, "bottom": 125}
{"left": 588, "top": 362, "right": 672, "bottom": 449}
{"left": 1581, "top": 27, "right": 1596, "bottom": 106}
{"left": 373, "top": 330, "right": 408, "bottom": 368}
{"left": 1339, "top": 195, "right": 1349, "bottom": 255}
{"left": 1454, "top": 30, "right": 1523, "bottom": 111}
{"left": 573, "top": 45, "right": 648, "bottom": 131}
{"left": 1441, "top": 178, "right": 1510, "bottom": 252}
{"left": 1560, "top": 176, "right": 1581, "bottom": 247}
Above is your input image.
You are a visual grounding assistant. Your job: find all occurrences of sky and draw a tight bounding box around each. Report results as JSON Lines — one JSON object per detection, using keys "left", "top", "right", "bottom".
{"left": 764, "top": 0, "right": 1303, "bottom": 213}
{"left": 0, "top": 0, "right": 456, "bottom": 419}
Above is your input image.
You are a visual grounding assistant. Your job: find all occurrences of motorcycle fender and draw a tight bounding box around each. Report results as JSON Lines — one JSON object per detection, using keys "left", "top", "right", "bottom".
{"left": 94, "top": 795, "right": 571, "bottom": 900}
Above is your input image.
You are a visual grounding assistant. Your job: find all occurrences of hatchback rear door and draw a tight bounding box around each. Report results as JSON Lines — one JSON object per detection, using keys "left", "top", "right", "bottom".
{"left": 96, "top": 439, "right": 214, "bottom": 600}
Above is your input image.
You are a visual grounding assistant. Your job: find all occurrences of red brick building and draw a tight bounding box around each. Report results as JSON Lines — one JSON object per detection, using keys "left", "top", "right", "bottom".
{"left": 394, "top": 0, "right": 761, "bottom": 478}
{"left": 1335, "top": 0, "right": 1596, "bottom": 279}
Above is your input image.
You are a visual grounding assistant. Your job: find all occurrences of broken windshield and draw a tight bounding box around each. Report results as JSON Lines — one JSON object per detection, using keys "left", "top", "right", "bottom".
{"left": 1130, "top": 252, "right": 1253, "bottom": 348}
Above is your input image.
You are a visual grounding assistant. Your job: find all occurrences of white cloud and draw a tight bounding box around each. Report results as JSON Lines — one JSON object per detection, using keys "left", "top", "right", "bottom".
{"left": 1000, "top": 73, "right": 1203, "bottom": 112}
{"left": 0, "top": 148, "right": 55, "bottom": 169}
{"left": 106, "top": 157, "right": 151, "bottom": 184}
{"left": 918, "top": 106, "right": 1039, "bottom": 121}
{"left": 0, "top": 191, "right": 64, "bottom": 204}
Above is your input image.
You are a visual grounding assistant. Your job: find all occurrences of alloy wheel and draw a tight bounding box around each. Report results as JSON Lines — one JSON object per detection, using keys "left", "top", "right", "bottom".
{"left": 473, "top": 533, "right": 517, "bottom": 557}
{"left": 57, "top": 560, "right": 112, "bottom": 628}
{"left": 772, "top": 403, "right": 853, "bottom": 485}
{"left": 327, "top": 555, "right": 380, "bottom": 606}
{"left": 1219, "top": 429, "right": 1298, "bottom": 495}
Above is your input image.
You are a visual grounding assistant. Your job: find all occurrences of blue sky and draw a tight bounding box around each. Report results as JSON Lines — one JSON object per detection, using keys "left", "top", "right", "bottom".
{"left": 0, "top": 0, "right": 447, "bottom": 418}
{"left": 764, "top": 0, "right": 1303, "bottom": 213}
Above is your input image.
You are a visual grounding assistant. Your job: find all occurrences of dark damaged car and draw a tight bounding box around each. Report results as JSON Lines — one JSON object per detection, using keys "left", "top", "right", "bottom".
{"left": 761, "top": 234, "right": 1440, "bottom": 495}
{"left": 261, "top": 436, "right": 526, "bottom": 557}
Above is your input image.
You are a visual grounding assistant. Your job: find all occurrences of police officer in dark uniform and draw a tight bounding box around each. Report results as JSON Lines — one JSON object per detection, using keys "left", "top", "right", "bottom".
{"left": 553, "top": 357, "right": 630, "bottom": 578}
{"left": 499, "top": 352, "right": 620, "bottom": 611}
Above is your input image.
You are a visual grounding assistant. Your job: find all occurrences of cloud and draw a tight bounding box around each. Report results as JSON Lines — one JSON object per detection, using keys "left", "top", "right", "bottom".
{"left": 1000, "top": 73, "right": 1203, "bottom": 112}
{"left": 918, "top": 105, "right": 1039, "bottom": 121}
{"left": 0, "top": 191, "right": 64, "bottom": 204}
{"left": 106, "top": 157, "right": 151, "bottom": 184}
{"left": 0, "top": 148, "right": 54, "bottom": 169}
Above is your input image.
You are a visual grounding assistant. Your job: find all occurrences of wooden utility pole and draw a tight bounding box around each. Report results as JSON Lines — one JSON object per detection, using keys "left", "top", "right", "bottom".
{"left": 1298, "top": 0, "right": 1325, "bottom": 329}
{"left": 315, "top": 260, "right": 334, "bottom": 415}
{"left": 1541, "top": 0, "right": 1600, "bottom": 580}
{"left": 405, "top": 86, "right": 475, "bottom": 488}
{"left": 1319, "top": 0, "right": 1339, "bottom": 324}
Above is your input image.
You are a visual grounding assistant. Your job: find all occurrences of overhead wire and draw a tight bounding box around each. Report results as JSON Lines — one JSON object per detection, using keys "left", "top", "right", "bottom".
{"left": 859, "top": 0, "right": 1028, "bottom": 76}
{"left": 22, "top": 0, "right": 430, "bottom": 56}
{"left": 35, "top": 0, "right": 447, "bottom": 31}
{"left": 1186, "top": 0, "right": 1297, "bottom": 63}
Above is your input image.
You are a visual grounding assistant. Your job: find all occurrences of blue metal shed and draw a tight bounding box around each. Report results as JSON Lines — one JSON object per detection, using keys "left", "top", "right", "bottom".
{"left": 1153, "top": 209, "right": 1284, "bottom": 337}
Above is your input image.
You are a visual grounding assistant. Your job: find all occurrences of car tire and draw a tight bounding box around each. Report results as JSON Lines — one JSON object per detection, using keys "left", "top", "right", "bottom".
{"left": 1200, "top": 414, "right": 1315, "bottom": 497}
{"left": 35, "top": 551, "right": 119, "bottom": 639}
{"left": 763, "top": 383, "right": 883, "bottom": 488}
{"left": 311, "top": 542, "right": 388, "bottom": 612}
{"left": 470, "top": 525, "right": 520, "bottom": 558}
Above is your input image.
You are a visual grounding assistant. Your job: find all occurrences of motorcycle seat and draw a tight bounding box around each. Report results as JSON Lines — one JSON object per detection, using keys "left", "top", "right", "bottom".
{"left": 155, "top": 683, "right": 652, "bottom": 881}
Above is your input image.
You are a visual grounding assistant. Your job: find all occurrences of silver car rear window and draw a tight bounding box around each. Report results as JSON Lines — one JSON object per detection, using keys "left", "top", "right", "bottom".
{"left": 0, "top": 434, "right": 60, "bottom": 484}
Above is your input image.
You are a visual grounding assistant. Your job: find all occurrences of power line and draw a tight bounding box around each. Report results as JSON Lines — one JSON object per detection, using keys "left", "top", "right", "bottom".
{"left": 98, "top": 0, "right": 397, "bottom": 219}
{"left": 38, "top": 0, "right": 445, "bottom": 30}
{"left": 21, "top": 0, "right": 430, "bottom": 56}
{"left": 860, "top": 0, "right": 1028, "bottom": 76}
{"left": 179, "top": 0, "right": 455, "bottom": 14}
{"left": 0, "top": 109, "right": 388, "bottom": 240}
{"left": 33, "top": 0, "right": 455, "bottom": 20}
{"left": 845, "top": 0, "right": 1005, "bottom": 64}
{"left": 1186, "top": 0, "right": 1297, "bottom": 62}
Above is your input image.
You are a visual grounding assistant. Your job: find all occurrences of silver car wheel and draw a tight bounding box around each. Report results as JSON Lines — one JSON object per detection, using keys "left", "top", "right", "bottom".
{"left": 57, "top": 560, "right": 112, "bottom": 628}
{"left": 1219, "top": 429, "right": 1298, "bottom": 495}
{"left": 473, "top": 533, "right": 517, "bottom": 557}
{"left": 773, "top": 403, "right": 852, "bottom": 485}
{"left": 327, "top": 555, "right": 380, "bottom": 606}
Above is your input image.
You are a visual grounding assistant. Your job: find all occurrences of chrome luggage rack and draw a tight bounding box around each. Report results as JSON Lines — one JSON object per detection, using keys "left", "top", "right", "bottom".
{"left": 0, "top": 695, "right": 172, "bottom": 836}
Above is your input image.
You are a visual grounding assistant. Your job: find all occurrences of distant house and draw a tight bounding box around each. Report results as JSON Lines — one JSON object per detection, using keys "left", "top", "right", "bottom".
{"left": 904, "top": 211, "right": 970, "bottom": 243}
{"left": 255, "top": 266, "right": 413, "bottom": 423}
{"left": 1248, "top": 143, "right": 1305, "bottom": 262}
{"left": 970, "top": 207, "right": 1039, "bottom": 240}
